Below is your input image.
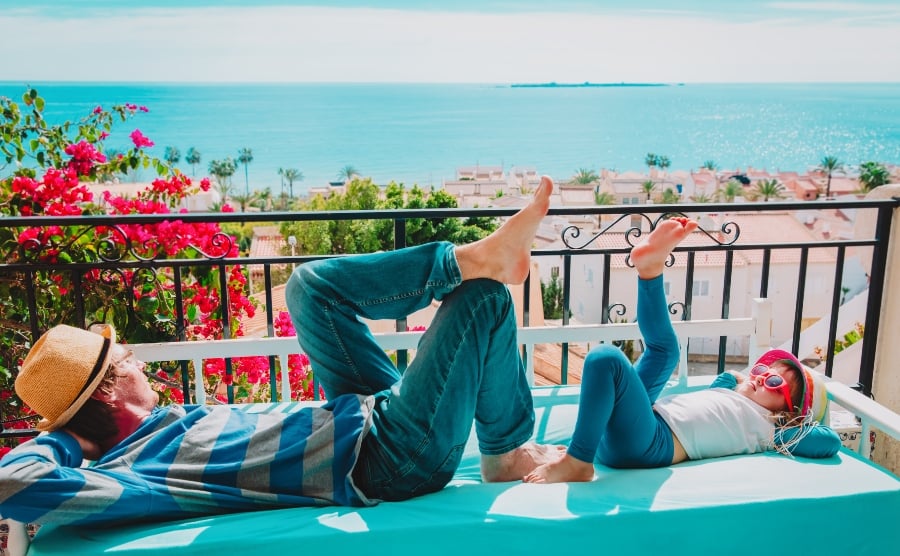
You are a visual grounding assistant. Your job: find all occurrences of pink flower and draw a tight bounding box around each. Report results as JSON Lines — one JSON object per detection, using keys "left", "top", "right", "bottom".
{"left": 64, "top": 140, "right": 106, "bottom": 176}
{"left": 130, "top": 129, "right": 155, "bottom": 149}
{"left": 93, "top": 105, "right": 103, "bottom": 114}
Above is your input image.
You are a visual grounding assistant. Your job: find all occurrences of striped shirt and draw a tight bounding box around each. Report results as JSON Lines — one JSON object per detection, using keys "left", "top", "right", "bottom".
{"left": 0, "top": 394, "right": 375, "bottom": 526}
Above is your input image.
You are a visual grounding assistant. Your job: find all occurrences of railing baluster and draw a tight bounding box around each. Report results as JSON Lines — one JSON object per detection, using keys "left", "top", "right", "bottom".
{"left": 759, "top": 248, "right": 772, "bottom": 299}
{"left": 792, "top": 248, "right": 809, "bottom": 355}
{"left": 718, "top": 250, "right": 734, "bottom": 375}
{"left": 560, "top": 254, "right": 572, "bottom": 385}
{"left": 263, "top": 264, "right": 279, "bottom": 400}
{"left": 394, "top": 218, "right": 408, "bottom": 374}
{"left": 859, "top": 204, "right": 893, "bottom": 396}
{"left": 825, "top": 246, "right": 846, "bottom": 378}
{"left": 172, "top": 266, "right": 191, "bottom": 402}
{"left": 218, "top": 262, "right": 233, "bottom": 403}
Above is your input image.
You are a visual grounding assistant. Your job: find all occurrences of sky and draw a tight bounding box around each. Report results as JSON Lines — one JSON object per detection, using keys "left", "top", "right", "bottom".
{"left": 2, "top": 1, "right": 900, "bottom": 83}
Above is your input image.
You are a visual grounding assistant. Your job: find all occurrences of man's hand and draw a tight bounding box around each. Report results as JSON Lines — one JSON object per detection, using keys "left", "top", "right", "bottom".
{"left": 63, "top": 428, "right": 104, "bottom": 461}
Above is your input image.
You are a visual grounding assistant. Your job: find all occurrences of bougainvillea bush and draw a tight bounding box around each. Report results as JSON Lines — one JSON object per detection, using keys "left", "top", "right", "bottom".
{"left": 1, "top": 89, "right": 316, "bottom": 452}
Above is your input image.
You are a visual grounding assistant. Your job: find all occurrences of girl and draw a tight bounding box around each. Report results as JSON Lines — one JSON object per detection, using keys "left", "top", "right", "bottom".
{"left": 525, "top": 217, "right": 841, "bottom": 483}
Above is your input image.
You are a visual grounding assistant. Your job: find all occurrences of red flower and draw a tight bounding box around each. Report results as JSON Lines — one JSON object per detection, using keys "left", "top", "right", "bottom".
{"left": 130, "top": 129, "right": 155, "bottom": 149}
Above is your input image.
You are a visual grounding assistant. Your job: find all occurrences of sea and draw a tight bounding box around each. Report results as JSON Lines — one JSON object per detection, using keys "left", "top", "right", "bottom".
{"left": 1, "top": 82, "right": 899, "bottom": 193}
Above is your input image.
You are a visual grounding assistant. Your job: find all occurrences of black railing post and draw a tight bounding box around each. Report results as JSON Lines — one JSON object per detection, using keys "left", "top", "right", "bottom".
{"left": 858, "top": 205, "right": 893, "bottom": 396}
{"left": 218, "top": 263, "right": 234, "bottom": 403}
{"left": 791, "top": 248, "right": 809, "bottom": 355}
{"left": 394, "top": 219, "right": 408, "bottom": 373}
{"left": 824, "top": 247, "right": 846, "bottom": 378}
{"left": 560, "top": 254, "right": 572, "bottom": 384}
{"left": 172, "top": 266, "right": 192, "bottom": 403}
{"left": 718, "top": 250, "right": 734, "bottom": 374}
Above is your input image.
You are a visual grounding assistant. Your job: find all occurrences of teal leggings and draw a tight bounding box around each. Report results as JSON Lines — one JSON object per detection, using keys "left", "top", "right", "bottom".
{"left": 568, "top": 275, "right": 678, "bottom": 468}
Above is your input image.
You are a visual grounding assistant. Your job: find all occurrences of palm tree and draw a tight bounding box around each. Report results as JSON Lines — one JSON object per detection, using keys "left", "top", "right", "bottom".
{"left": 660, "top": 188, "right": 680, "bottom": 204}
{"left": 255, "top": 187, "right": 273, "bottom": 211}
{"left": 644, "top": 153, "right": 658, "bottom": 173}
{"left": 701, "top": 160, "right": 718, "bottom": 171}
{"left": 229, "top": 192, "right": 256, "bottom": 212}
{"left": 753, "top": 178, "right": 785, "bottom": 201}
{"left": 656, "top": 155, "right": 671, "bottom": 174}
{"left": 238, "top": 147, "right": 253, "bottom": 195}
{"left": 717, "top": 179, "right": 744, "bottom": 202}
{"left": 283, "top": 168, "right": 303, "bottom": 198}
{"left": 572, "top": 167, "right": 600, "bottom": 185}
{"left": 338, "top": 164, "right": 359, "bottom": 183}
{"left": 690, "top": 192, "right": 714, "bottom": 203}
{"left": 641, "top": 180, "right": 656, "bottom": 202}
{"left": 594, "top": 191, "right": 616, "bottom": 205}
{"left": 859, "top": 161, "right": 890, "bottom": 192}
{"left": 208, "top": 157, "right": 237, "bottom": 202}
{"left": 818, "top": 156, "right": 842, "bottom": 199}
{"left": 164, "top": 146, "right": 181, "bottom": 167}
{"left": 185, "top": 147, "right": 201, "bottom": 176}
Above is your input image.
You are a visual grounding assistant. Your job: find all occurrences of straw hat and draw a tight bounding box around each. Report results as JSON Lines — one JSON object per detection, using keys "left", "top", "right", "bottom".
{"left": 753, "top": 348, "right": 829, "bottom": 424}
{"left": 15, "top": 324, "right": 116, "bottom": 431}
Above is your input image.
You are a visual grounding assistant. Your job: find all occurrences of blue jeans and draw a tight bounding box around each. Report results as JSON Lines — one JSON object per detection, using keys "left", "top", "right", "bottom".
{"left": 568, "top": 275, "right": 678, "bottom": 468}
{"left": 285, "top": 242, "right": 535, "bottom": 500}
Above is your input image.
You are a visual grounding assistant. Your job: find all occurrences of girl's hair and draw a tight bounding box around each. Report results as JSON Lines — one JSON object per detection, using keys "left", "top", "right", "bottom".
{"left": 784, "top": 364, "right": 804, "bottom": 415}
{"left": 773, "top": 363, "right": 816, "bottom": 455}
{"left": 65, "top": 349, "right": 130, "bottom": 444}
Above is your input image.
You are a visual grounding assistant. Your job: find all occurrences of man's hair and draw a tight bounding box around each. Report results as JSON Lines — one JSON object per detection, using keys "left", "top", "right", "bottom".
{"left": 64, "top": 358, "right": 121, "bottom": 443}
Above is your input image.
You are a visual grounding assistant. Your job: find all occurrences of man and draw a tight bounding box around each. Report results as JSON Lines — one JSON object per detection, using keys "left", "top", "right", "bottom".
{"left": 0, "top": 177, "right": 561, "bottom": 527}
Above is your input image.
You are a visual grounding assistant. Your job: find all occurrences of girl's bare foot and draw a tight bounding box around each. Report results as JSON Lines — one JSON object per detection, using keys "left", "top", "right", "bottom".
{"left": 631, "top": 217, "right": 698, "bottom": 280}
{"left": 456, "top": 176, "right": 553, "bottom": 284}
{"left": 523, "top": 453, "right": 595, "bottom": 484}
{"left": 481, "top": 441, "right": 566, "bottom": 482}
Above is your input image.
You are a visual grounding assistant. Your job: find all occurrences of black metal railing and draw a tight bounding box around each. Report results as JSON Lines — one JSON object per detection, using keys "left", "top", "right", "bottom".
{"left": 2, "top": 197, "right": 898, "bottom": 439}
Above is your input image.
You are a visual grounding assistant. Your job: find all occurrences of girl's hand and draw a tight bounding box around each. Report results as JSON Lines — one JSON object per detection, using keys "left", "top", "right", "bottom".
{"left": 724, "top": 370, "right": 745, "bottom": 384}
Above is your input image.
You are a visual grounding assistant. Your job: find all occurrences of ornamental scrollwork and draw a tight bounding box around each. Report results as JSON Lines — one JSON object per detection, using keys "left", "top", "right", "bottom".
{"left": 9, "top": 224, "right": 235, "bottom": 263}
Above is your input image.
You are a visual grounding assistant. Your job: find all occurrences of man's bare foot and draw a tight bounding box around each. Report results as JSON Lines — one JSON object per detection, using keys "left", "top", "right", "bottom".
{"left": 631, "top": 217, "right": 698, "bottom": 280}
{"left": 481, "top": 441, "right": 566, "bottom": 482}
{"left": 523, "top": 453, "right": 595, "bottom": 484}
{"left": 455, "top": 176, "right": 553, "bottom": 285}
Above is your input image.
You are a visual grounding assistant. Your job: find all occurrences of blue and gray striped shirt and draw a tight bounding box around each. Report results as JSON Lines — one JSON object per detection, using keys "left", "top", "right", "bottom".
{"left": 0, "top": 394, "right": 375, "bottom": 526}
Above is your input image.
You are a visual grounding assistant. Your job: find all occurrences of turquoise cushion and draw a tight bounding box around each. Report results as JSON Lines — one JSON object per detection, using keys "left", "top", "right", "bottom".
{"left": 28, "top": 387, "right": 900, "bottom": 555}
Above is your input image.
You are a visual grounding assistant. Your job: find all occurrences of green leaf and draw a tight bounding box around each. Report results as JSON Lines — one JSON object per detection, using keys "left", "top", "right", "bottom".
{"left": 35, "top": 97, "right": 45, "bottom": 112}
{"left": 137, "top": 296, "right": 159, "bottom": 313}
{"left": 29, "top": 139, "right": 39, "bottom": 152}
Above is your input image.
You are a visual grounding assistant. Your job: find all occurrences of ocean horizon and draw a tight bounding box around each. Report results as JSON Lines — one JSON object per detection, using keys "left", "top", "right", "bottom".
{"left": 2, "top": 81, "right": 899, "bottom": 194}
